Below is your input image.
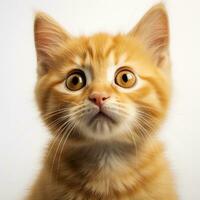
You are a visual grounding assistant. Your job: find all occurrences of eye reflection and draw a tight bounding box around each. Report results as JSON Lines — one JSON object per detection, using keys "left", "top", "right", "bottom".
{"left": 115, "top": 67, "right": 136, "bottom": 88}
{"left": 65, "top": 70, "right": 86, "bottom": 91}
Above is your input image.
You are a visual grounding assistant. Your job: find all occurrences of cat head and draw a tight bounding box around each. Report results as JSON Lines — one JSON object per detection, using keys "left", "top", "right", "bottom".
{"left": 34, "top": 4, "right": 171, "bottom": 142}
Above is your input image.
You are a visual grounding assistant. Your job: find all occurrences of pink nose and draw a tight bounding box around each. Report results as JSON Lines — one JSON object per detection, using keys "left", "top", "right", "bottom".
{"left": 89, "top": 92, "right": 110, "bottom": 107}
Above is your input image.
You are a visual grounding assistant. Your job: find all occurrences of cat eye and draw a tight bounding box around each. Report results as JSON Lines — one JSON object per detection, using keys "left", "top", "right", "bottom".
{"left": 115, "top": 67, "right": 136, "bottom": 88}
{"left": 65, "top": 70, "right": 86, "bottom": 91}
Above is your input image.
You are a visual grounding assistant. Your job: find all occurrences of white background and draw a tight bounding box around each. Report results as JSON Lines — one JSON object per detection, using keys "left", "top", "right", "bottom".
{"left": 0, "top": 0, "right": 200, "bottom": 199}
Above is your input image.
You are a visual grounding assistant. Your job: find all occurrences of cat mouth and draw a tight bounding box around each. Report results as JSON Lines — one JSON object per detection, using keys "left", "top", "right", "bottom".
{"left": 89, "top": 111, "right": 116, "bottom": 124}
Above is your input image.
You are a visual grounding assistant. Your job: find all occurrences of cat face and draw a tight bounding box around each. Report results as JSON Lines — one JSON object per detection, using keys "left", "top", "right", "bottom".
{"left": 34, "top": 4, "right": 170, "bottom": 141}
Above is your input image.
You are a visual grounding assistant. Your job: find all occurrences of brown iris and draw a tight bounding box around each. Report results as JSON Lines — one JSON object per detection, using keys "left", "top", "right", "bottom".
{"left": 115, "top": 67, "right": 136, "bottom": 88}
{"left": 65, "top": 70, "right": 86, "bottom": 91}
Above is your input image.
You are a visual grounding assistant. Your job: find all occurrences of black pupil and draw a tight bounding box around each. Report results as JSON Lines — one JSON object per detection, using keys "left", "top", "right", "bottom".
{"left": 122, "top": 74, "right": 129, "bottom": 82}
{"left": 72, "top": 76, "right": 80, "bottom": 85}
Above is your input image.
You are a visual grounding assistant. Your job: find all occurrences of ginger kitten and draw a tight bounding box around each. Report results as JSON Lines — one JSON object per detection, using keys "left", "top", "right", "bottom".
{"left": 27, "top": 3, "right": 177, "bottom": 200}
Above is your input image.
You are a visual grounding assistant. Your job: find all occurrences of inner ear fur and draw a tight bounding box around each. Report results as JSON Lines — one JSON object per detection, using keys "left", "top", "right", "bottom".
{"left": 128, "top": 3, "right": 169, "bottom": 68}
{"left": 34, "top": 12, "right": 71, "bottom": 76}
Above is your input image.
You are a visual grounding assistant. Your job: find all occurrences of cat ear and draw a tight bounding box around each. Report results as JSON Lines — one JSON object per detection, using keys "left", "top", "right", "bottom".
{"left": 34, "top": 12, "right": 71, "bottom": 75}
{"left": 128, "top": 3, "right": 169, "bottom": 68}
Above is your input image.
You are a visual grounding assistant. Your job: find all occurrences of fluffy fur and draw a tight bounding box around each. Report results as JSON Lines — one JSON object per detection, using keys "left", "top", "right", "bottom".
{"left": 26, "top": 3, "right": 177, "bottom": 200}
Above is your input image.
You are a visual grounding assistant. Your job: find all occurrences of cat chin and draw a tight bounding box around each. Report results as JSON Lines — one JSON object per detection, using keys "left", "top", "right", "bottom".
{"left": 76, "top": 108, "right": 136, "bottom": 140}
{"left": 77, "top": 120, "right": 130, "bottom": 141}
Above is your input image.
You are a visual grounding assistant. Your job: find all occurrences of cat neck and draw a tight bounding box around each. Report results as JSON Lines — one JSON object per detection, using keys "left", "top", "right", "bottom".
{"left": 65, "top": 139, "right": 137, "bottom": 165}
{"left": 46, "top": 136, "right": 162, "bottom": 197}
{"left": 47, "top": 137, "right": 138, "bottom": 175}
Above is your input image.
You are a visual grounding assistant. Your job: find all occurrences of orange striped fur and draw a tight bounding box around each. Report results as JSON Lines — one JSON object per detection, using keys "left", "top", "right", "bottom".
{"left": 26, "top": 3, "right": 177, "bottom": 200}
